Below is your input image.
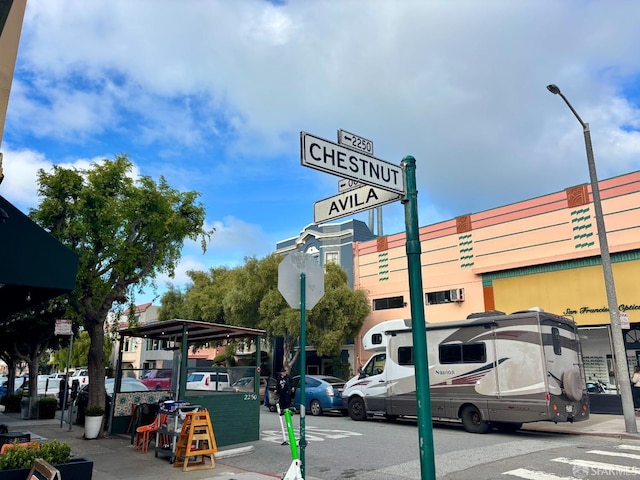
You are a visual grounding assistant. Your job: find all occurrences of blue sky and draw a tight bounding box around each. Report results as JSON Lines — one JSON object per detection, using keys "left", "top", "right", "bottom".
{"left": 2, "top": 0, "right": 640, "bottom": 304}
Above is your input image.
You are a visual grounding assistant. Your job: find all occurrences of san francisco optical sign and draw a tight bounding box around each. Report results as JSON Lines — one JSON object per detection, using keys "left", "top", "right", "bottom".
{"left": 562, "top": 304, "right": 640, "bottom": 316}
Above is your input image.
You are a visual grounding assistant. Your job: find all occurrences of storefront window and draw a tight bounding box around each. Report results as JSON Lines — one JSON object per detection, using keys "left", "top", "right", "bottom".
{"left": 579, "top": 326, "right": 616, "bottom": 389}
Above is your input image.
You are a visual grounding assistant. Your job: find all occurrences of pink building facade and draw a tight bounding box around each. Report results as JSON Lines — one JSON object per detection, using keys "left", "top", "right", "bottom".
{"left": 353, "top": 171, "right": 640, "bottom": 389}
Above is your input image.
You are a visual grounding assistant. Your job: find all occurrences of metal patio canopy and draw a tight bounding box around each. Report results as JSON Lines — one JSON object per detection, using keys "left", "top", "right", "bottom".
{"left": 117, "top": 318, "right": 266, "bottom": 344}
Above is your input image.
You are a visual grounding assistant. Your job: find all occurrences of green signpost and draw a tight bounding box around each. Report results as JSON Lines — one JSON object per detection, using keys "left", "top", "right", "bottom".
{"left": 299, "top": 130, "right": 436, "bottom": 479}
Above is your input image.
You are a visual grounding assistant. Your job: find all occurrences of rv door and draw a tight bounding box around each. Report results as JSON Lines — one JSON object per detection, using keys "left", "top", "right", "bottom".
{"left": 359, "top": 353, "right": 388, "bottom": 412}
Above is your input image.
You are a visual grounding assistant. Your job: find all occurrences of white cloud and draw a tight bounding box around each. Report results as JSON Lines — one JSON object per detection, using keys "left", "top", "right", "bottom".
{"left": 4, "top": 0, "right": 640, "bottom": 307}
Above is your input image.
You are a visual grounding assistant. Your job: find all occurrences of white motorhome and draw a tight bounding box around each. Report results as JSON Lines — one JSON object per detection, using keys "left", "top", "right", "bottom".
{"left": 342, "top": 310, "right": 589, "bottom": 433}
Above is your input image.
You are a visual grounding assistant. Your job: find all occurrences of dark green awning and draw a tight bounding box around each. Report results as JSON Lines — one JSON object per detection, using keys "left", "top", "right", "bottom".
{"left": 0, "top": 195, "right": 78, "bottom": 318}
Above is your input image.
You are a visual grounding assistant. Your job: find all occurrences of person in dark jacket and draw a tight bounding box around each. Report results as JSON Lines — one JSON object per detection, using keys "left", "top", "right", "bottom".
{"left": 276, "top": 368, "right": 293, "bottom": 412}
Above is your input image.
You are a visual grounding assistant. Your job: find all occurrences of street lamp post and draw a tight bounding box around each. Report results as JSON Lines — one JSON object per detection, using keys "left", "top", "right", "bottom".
{"left": 547, "top": 84, "right": 637, "bottom": 433}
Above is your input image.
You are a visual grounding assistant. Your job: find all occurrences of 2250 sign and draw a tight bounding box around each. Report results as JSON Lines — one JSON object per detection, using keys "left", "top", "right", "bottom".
{"left": 338, "top": 129, "right": 373, "bottom": 155}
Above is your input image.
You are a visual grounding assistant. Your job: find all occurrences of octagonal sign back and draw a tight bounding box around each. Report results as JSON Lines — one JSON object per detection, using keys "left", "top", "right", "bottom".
{"left": 278, "top": 252, "right": 325, "bottom": 310}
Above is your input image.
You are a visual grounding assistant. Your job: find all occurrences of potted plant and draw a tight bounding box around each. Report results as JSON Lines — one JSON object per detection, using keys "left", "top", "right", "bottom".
{"left": 83, "top": 406, "right": 104, "bottom": 439}
{"left": 0, "top": 439, "right": 93, "bottom": 480}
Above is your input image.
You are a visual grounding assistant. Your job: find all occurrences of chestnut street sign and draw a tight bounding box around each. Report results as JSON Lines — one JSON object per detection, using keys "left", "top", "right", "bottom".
{"left": 314, "top": 184, "right": 402, "bottom": 224}
{"left": 300, "top": 131, "right": 405, "bottom": 195}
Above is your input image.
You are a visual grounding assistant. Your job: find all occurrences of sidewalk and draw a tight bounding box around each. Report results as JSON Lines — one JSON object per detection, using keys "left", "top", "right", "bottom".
{"left": 0, "top": 410, "right": 638, "bottom": 479}
{"left": 0, "top": 410, "right": 295, "bottom": 480}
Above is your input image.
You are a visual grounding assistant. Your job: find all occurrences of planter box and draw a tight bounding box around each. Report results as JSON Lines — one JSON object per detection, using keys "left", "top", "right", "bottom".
{"left": 0, "top": 457, "right": 93, "bottom": 480}
{"left": 38, "top": 400, "right": 57, "bottom": 419}
{"left": 0, "top": 432, "right": 30, "bottom": 447}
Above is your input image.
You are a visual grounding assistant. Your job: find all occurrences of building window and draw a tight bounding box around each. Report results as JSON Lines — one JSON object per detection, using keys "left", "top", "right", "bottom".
{"left": 123, "top": 338, "right": 137, "bottom": 352}
{"left": 325, "top": 251, "right": 339, "bottom": 265}
{"left": 306, "top": 245, "right": 320, "bottom": 263}
{"left": 439, "top": 343, "right": 486, "bottom": 364}
{"left": 373, "top": 296, "right": 405, "bottom": 310}
{"left": 425, "top": 288, "right": 464, "bottom": 305}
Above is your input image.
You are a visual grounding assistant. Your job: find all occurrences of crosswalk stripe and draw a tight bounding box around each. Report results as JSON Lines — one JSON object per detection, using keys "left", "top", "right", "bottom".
{"left": 502, "top": 467, "right": 578, "bottom": 480}
{"left": 618, "top": 444, "right": 640, "bottom": 452}
{"left": 552, "top": 457, "right": 640, "bottom": 475}
{"left": 587, "top": 449, "right": 640, "bottom": 460}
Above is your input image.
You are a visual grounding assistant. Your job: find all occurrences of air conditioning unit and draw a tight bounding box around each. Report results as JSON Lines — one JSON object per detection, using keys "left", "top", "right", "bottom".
{"left": 450, "top": 288, "right": 465, "bottom": 302}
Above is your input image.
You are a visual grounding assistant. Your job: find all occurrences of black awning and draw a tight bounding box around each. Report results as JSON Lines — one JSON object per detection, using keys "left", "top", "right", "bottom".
{"left": 0, "top": 195, "right": 79, "bottom": 318}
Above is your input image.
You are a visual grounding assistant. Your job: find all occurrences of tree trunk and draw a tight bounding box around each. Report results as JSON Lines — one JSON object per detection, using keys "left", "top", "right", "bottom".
{"left": 87, "top": 321, "right": 105, "bottom": 411}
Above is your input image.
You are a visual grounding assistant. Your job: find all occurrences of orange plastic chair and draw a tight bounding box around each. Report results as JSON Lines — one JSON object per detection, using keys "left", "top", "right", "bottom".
{"left": 0, "top": 441, "right": 39, "bottom": 454}
{"left": 134, "top": 413, "right": 166, "bottom": 453}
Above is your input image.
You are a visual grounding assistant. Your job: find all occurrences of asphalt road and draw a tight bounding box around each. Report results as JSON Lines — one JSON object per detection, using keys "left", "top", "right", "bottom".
{"left": 216, "top": 409, "right": 631, "bottom": 479}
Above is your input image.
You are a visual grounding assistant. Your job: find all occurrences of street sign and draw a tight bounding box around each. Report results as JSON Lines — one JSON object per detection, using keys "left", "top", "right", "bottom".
{"left": 300, "top": 132, "right": 405, "bottom": 195}
{"left": 314, "top": 185, "right": 401, "bottom": 224}
{"left": 337, "top": 129, "right": 374, "bottom": 155}
{"left": 620, "top": 311, "right": 630, "bottom": 329}
{"left": 55, "top": 319, "right": 72, "bottom": 336}
{"left": 278, "top": 252, "right": 325, "bottom": 310}
{"left": 338, "top": 178, "right": 362, "bottom": 192}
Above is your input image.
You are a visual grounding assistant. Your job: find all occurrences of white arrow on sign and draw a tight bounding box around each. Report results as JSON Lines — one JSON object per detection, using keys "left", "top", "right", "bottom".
{"left": 314, "top": 184, "right": 401, "bottom": 224}
{"left": 300, "top": 131, "right": 405, "bottom": 195}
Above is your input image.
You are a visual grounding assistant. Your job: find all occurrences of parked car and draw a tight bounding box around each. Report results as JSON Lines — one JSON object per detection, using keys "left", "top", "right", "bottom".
{"left": 139, "top": 369, "right": 173, "bottom": 390}
{"left": 292, "top": 375, "right": 348, "bottom": 416}
{"left": 222, "top": 376, "right": 267, "bottom": 398}
{"left": 73, "top": 377, "right": 149, "bottom": 425}
{"left": 0, "top": 376, "right": 26, "bottom": 397}
{"left": 185, "top": 371, "right": 230, "bottom": 391}
{"left": 17, "top": 375, "right": 60, "bottom": 398}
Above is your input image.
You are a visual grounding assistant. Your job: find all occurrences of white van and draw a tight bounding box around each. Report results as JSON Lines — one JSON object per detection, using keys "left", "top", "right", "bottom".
{"left": 186, "top": 371, "right": 230, "bottom": 391}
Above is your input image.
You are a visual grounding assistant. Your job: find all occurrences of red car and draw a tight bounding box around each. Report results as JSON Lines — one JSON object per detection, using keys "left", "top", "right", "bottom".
{"left": 139, "top": 369, "right": 172, "bottom": 390}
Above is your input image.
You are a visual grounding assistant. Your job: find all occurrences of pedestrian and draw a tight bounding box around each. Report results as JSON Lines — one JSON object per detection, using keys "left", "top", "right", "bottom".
{"left": 276, "top": 368, "right": 293, "bottom": 413}
{"left": 631, "top": 366, "right": 640, "bottom": 411}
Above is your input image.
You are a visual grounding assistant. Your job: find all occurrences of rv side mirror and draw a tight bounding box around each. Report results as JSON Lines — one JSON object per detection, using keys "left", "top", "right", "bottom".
{"left": 358, "top": 366, "right": 365, "bottom": 379}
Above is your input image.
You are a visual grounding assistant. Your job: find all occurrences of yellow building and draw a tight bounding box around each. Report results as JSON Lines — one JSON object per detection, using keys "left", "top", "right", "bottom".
{"left": 354, "top": 170, "right": 640, "bottom": 389}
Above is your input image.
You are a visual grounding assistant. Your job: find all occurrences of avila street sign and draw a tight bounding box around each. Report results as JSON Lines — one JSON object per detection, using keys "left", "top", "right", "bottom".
{"left": 300, "top": 132, "right": 405, "bottom": 195}
{"left": 314, "top": 184, "right": 401, "bottom": 224}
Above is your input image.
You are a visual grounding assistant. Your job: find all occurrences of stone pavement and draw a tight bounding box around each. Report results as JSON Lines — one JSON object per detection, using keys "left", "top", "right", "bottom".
{"left": 0, "top": 409, "right": 639, "bottom": 480}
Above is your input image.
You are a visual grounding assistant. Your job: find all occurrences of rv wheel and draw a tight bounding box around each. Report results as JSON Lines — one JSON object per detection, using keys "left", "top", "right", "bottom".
{"left": 562, "top": 369, "right": 583, "bottom": 402}
{"left": 348, "top": 397, "right": 367, "bottom": 421}
{"left": 461, "top": 405, "right": 490, "bottom": 434}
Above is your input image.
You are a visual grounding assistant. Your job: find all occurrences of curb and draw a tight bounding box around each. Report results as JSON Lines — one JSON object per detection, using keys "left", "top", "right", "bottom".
{"left": 215, "top": 445, "right": 255, "bottom": 459}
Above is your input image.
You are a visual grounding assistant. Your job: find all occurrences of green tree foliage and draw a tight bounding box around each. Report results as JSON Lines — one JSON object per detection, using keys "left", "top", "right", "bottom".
{"left": 159, "top": 267, "right": 234, "bottom": 323}
{"left": 30, "top": 155, "right": 211, "bottom": 412}
{"left": 160, "top": 254, "right": 370, "bottom": 371}
{"left": 52, "top": 331, "right": 112, "bottom": 371}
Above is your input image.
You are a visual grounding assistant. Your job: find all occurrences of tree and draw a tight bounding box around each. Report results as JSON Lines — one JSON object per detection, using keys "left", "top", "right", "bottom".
{"left": 0, "top": 297, "right": 70, "bottom": 413}
{"left": 259, "top": 261, "right": 370, "bottom": 369}
{"left": 30, "top": 155, "right": 211, "bottom": 417}
{"left": 160, "top": 254, "right": 370, "bottom": 372}
{"left": 51, "top": 331, "right": 113, "bottom": 371}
